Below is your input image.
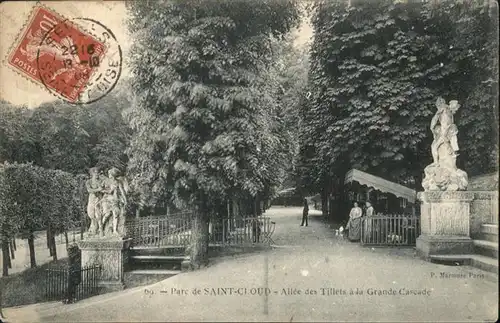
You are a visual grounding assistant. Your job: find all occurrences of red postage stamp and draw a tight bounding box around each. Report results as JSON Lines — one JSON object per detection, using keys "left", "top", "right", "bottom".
{"left": 7, "top": 5, "right": 110, "bottom": 103}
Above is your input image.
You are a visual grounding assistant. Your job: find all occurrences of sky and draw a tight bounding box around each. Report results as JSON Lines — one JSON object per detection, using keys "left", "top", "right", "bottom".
{"left": 0, "top": 1, "right": 313, "bottom": 109}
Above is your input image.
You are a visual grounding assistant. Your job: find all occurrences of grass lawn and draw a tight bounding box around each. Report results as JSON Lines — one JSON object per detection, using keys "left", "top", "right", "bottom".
{"left": 1, "top": 257, "right": 174, "bottom": 308}
{"left": 1, "top": 258, "right": 69, "bottom": 308}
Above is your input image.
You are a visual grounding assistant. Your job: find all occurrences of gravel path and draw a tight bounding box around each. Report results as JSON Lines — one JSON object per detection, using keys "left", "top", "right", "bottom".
{"left": 5, "top": 206, "right": 498, "bottom": 322}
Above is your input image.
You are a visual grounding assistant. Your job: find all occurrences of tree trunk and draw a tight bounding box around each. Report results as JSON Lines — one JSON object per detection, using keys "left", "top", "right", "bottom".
{"left": 6, "top": 242, "right": 11, "bottom": 269}
{"left": 321, "top": 189, "right": 328, "bottom": 218}
{"left": 9, "top": 240, "right": 15, "bottom": 260}
{"left": 189, "top": 200, "right": 209, "bottom": 270}
{"left": 255, "top": 195, "right": 262, "bottom": 216}
{"left": 414, "top": 174, "right": 423, "bottom": 192}
{"left": 0, "top": 275, "right": 4, "bottom": 318}
{"left": 2, "top": 241, "right": 9, "bottom": 276}
{"left": 328, "top": 195, "right": 334, "bottom": 222}
{"left": 50, "top": 232, "right": 57, "bottom": 261}
{"left": 491, "top": 0, "right": 499, "bottom": 164}
{"left": 12, "top": 238, "right": 16, "bottom": 251}
{"left": 47, "top": 228, "right": 53, "bottom": 256}
{"left": 64, "top": 231, "right": 69, "bottom": 248}
{"left": 81, "top": 212, "right": 85, "bottom": 240}
{"left": 28, "top": 232, "right": 37, "bottom": 268}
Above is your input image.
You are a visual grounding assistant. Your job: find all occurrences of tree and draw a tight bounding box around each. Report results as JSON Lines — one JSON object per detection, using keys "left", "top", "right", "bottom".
{"left": 0, "top": 162, "right": 86, "bottom": 273}
{"left": 126, "top": 0, "right": 300, "bottom": 267}
{"left": 302, "top": 0, "right": 497, "bottom": 204}
{"left": 266, "top": 35, "right": 310, "bottom": 193}
{"left": 1, "top": 90, "right": 131, "bottom": 177}
{"left": 0, "top": 101, "right": 38, "bottom": 165}
{"left": 29, "top": 93, "right": 131, "bottom": 174}
{"left": 0, "top": 164, "right": 19, "bottom": 276}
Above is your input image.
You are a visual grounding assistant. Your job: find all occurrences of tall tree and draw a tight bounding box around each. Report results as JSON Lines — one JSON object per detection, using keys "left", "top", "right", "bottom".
{"left": 0, "top": 91, "right": 131, "bottom": 175}
{"left": 302, "top": 0, "right": 497, "bottom": 201}
{"left": 267, "top": 35, "right": 310, "bottom": 193}
{"left": 126, "top": 0, "right": 300, "bottom": 267}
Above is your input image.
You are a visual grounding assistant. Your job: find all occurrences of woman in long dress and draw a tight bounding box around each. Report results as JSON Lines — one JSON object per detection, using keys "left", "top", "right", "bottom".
{"left": 346, "top": 202, "right": 363, "bottom": 241}
{"left": 364, "top": 201, "right": 375, "bottom": 242}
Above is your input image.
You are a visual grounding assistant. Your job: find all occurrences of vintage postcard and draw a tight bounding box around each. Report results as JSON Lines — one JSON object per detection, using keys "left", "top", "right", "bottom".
{"left": 0, "top": 0, "right": 498, "bottom": 322}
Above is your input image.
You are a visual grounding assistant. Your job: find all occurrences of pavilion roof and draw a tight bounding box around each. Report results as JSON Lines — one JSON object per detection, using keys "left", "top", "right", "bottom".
{"left": 344, "top": 169, "right": 417, "bottom": 203}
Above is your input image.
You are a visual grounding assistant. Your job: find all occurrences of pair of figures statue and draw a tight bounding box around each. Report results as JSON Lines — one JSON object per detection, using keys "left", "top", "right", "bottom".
{"left": 86, "top": 167, "right": 129, "bottom": 237}
{"left": 422, "top": 97, "right": 468, "bottom": 191}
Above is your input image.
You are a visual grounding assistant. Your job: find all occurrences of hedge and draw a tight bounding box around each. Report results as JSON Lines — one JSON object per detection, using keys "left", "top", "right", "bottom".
{"left": 0, "top": 162, "right": 88, "bottom": 242}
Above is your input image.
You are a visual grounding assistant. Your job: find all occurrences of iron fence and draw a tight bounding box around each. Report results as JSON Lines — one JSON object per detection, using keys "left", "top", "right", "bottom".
{"left": 126, "top": 214, "right": 275, "bottom": 248}
{"left": 125, "top": 214, "right": 193, "bottom": 248}
{"left": 210, "top": 216, "right": 275, "bottom": 245}
{"left": 46, "top": 265, "right": 101, "bottom": 303}
{"left": 361, "top": 214, "right": 420, "bottom": 246}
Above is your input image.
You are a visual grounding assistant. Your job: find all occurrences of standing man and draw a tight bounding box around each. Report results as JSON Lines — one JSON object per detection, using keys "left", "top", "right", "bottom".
{"left": 300, "top": 198, "right": 309, "bottom": 227}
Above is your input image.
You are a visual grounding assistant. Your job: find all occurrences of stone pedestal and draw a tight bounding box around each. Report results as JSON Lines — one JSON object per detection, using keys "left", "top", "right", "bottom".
{"left": 181, "top": 257, "right": 191, "bottom": 272}
{"left": 77, "top": 237, "right": 132, "bottom": 292}
{"left": 416, "top": 191, "right": 475, "bottom": 259}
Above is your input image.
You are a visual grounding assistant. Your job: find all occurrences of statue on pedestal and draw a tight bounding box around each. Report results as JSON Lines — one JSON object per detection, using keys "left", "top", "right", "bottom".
{"left": 86, "top": 167, "right": 129, "bottom": 237}
{"left": 86, "top": 167, "right": 105, "bottom": 235}
{"left": 422, "top": 98, "right": 468, "bottom": 191}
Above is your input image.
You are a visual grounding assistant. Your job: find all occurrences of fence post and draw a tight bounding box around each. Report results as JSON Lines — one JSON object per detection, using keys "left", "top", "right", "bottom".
{"left": 222, "top": 218, "right": 226, "bottom": 246}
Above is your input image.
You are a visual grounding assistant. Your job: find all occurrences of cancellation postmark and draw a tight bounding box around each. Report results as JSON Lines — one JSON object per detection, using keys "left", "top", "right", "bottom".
{"left": 6, "top": 5, "right": 122, "bottom": 104}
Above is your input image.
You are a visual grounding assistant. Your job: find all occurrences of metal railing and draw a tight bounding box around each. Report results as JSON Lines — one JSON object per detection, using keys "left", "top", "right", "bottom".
{"left": 361, "top": 214, "right": 420, "bottom": 246}
{"left": 46, "top": 265, "right": 101, "bottom": 303}
{"left": 126, "top": 214, "right": 275, "bottom": 248}
{"left": 210, "top": 216, "right": 274, "bottom": 245}
{"left": 125, "top": 214, "right": 193, "bottom": 248}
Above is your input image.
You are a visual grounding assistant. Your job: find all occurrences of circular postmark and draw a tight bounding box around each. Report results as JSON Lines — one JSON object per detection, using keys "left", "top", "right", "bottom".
{"left": 36, "top": 17, "right": 122, "bottom": 104}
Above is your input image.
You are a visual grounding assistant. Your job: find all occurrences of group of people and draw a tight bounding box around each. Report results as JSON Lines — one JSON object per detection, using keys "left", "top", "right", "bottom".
{"left": 345, "top": 201, "right": 375, "bottom": 241}
{"left": 299, "top": 198, "right": 377, "bottom": 241}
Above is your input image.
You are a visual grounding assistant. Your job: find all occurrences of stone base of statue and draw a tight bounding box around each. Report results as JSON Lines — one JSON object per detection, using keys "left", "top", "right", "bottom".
{"left": 422, "top": 163, "right": 468, "bottom": 191}
{"left": 416, "top": 191, "right": 475, "bottom": 259}
{"left": 77, "top": 236, "right": 132, "bottom": 292}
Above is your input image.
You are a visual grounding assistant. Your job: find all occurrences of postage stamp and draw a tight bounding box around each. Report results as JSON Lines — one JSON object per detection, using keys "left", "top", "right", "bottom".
{"left": 6, "top": 5, "right": 122, "bottom": 104}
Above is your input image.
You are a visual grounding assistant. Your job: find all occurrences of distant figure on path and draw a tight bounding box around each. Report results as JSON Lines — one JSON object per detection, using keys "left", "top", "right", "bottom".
{"left": 300, "top": 198, "right": 309, "bottom": 226}
{"left": 346, "top": 202, "right": 362, "bottom": 241}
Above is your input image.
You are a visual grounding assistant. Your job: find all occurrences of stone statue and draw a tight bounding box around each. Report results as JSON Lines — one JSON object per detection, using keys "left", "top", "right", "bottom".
{"left": 422, "top": 98, "right": 468, "bottom": 191}
{"left": 100, "top": 168, "right": 129, "bottom": 236}
{"left": 85, "top": 167, "right": 105, "bottom": 235}
{"left": 86, "top": 167, "right": 129, "bottom": 237}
